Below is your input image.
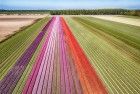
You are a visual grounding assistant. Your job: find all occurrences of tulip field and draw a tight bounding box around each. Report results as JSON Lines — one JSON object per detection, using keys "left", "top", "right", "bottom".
{"left": 0, "top": 16, "right": 140, "bottom": 94}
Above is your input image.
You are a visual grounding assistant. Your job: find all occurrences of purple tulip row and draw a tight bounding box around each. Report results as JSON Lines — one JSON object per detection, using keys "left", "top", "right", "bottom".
{"left": 0, "top": 18, "right": 53, "bottom": 94}
{"left": 23, "top": 17, "right": 56, "bottom": 94}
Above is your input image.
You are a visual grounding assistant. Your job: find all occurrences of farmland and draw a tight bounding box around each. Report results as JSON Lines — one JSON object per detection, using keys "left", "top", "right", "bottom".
{"left": 0, "top": 15, "right": 140, "bottom": 94}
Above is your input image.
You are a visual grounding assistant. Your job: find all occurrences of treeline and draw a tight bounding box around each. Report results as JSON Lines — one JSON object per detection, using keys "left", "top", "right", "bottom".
{"left": 0, "top": 10, "right": 49, "bottom": 14}
{"left": 50, "top": 9, "right": 140, "bottom": 16}
{"left": 50, "top": 9, "right": 129, "bottom": 15}
{"left": 0, "top": 9, "right": 140, "bottom": 16}
{"left": 126, "top": 10, "right": 140, "bottom": 16}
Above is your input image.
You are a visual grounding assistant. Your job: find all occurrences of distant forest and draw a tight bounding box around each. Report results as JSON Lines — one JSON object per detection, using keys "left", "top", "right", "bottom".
{"left": 0, "top": 10, "right": 49, "bottom": 14}
{"left": 0, "top": 9, "right": 140, "bottom": 16}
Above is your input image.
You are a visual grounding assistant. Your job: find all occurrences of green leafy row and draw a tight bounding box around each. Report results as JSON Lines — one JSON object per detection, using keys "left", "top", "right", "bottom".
{"left": 65, "top": 17, "right": 140, "bottom": 94}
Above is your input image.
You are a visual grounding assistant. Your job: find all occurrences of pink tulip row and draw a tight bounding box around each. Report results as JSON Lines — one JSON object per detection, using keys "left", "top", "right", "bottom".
{"left": 22, "top": 17, "right": 83, "bottom": 94}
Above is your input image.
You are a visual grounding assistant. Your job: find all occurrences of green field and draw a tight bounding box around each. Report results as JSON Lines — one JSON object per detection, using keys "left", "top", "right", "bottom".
{"left": 65, "top": 16, "right": 140, "bottom": 94}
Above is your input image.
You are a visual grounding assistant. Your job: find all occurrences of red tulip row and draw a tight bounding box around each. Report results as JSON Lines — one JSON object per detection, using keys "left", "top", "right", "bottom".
{"left": 61, "top": 17, "right": 107, "bottom": 94}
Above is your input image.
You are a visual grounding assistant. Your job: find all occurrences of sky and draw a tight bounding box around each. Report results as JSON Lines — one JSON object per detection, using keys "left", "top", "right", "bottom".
{"left": 0, "top": 0, "right": 140, "bottom": 10}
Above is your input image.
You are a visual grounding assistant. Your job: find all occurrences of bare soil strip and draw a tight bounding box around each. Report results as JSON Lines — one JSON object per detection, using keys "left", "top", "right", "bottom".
{"left": 92, "top": 15, "right": 140, "bottom": 27}
{"left": 0, "top": 15, "right": 47, "bottom": 41}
